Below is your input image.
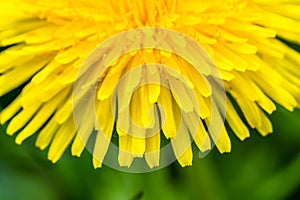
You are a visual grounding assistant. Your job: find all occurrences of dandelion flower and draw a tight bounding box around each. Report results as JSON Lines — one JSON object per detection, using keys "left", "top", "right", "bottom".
{"left": 0, "top": 0, "right": 300, "bottom": 170}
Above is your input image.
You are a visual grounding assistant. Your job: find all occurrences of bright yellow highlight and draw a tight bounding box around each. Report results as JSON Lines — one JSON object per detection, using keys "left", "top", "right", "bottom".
{"left": 0, "top": 0, "right": 300, "bottom": 168}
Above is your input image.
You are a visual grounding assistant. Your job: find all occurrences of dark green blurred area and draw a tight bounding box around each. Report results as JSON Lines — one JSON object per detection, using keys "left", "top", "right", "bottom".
{"left": 0, "top": 105, "right": 300, "bottom": 200}
{"left": 0, "top": 39, "right": 300, "bottom": 200}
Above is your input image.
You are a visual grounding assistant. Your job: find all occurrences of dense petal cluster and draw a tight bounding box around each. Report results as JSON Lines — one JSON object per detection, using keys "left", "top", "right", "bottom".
{"left": 0, "top": 0, "right": 299, "bottom": 168}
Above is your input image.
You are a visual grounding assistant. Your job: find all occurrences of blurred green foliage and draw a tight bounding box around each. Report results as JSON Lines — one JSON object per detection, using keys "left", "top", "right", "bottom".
{"left": 0, "top": 105, "right": 299, "bottom": 200}
{"left": 0, "top": 38, "right": 300, "bottom": 200}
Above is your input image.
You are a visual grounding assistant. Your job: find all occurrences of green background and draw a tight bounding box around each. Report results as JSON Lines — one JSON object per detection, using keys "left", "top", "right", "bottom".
{"left": 0, "top": 105, "right": 299, "bottom": 200}
{"left": 0, "top": 40, "right": 300, "bottom": 200}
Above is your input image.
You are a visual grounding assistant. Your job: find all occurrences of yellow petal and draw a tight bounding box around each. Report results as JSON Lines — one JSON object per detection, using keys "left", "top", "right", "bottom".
{"left": 48, "top": 117, "right": 76, "bottom": 163}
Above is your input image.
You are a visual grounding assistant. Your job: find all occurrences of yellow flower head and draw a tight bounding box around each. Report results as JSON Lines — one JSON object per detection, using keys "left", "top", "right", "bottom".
{"left": 0, "top": 0, "right": 299, "bottom": 171}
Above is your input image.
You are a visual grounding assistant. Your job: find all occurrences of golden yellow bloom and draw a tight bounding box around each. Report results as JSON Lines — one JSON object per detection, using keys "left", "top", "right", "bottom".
{"left": 0, "top": 0, "right": 299, "bottom": 170}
